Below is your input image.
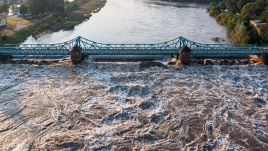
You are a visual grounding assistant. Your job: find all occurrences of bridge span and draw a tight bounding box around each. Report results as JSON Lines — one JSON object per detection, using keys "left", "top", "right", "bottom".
{"left": 0, "top": 36, "right": 267, "bottom": 64}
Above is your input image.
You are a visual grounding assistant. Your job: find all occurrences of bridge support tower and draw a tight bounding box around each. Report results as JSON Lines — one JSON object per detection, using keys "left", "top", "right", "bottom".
{"left": 261, "top": 53, "right": 268, "bottom": 65}
{"left": 70, "top": 45, "right": 83, "bottom": 65}
{"left": 178, "top": 45, "right": 191, "bottom": 65}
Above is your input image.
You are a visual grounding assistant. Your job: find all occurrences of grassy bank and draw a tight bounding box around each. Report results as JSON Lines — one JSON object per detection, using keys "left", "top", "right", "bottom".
{"left": 0, "top": 0, "right": 106, "bottom": 45}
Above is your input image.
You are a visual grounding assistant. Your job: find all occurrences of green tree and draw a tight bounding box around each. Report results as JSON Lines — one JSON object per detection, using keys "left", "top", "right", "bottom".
{"left": 261, "top": 6, "right": 268, "bottom": 22}
{"left": 28, "top": 0, "right": 64, "bottom": 16}
{"left": 20, "top": 4, "right": 28, "bottom": 17}
{"left": 241, "top": 0, "right": 267, "bottom": 18}
{"left": 237, "top": 0, "right": 255, "bottom": 10}
{"left": 209, "top": 2, "right": 224, "bottom": 17}
{"left": 226, "top": 0, "right": 238, "bottom": 13}
{"left": 218, "top": 2, "right": 226, "bottom": 10}
{"left": 0, "top": 3, "right": 9, "bottom": 23}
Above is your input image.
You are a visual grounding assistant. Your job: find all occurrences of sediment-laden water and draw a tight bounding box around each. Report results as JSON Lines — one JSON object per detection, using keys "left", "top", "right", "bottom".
{"left": 0, "top": 62, "right": 267, "bottom": 150}
{"left": 24, "top": 0, "right": 228, "bottom": 44}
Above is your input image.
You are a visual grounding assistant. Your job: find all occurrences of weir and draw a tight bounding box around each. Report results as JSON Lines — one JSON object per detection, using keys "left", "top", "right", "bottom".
{"left": 0, "top": 36, "right": 267, "bottom": 64}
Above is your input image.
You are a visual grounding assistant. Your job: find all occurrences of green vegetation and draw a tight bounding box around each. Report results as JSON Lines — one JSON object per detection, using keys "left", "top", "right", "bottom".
{"left": 0, "top": 26, "right": 33, "bottom": 44}
{"left": 0, "top": 0, "right": 106, "bottom": 44}
{"left": 0, "top": 15, "right": 74, "bottom": 44}
{"left": 0, "top": 2, "right": 9, "bottom": 23}
{"left": 28, "top": 0, "right": 64, "bottom": 16}
{"left": 208, "top": 0, "right": 268, "bottom": 44}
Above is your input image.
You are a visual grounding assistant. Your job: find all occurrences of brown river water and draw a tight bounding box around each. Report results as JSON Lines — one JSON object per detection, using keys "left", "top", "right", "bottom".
{"left": 0, "top": 62, "right": 267, "bottom": 150}
{"left": 1, "top": 0, "right": 267, "bottom": 150}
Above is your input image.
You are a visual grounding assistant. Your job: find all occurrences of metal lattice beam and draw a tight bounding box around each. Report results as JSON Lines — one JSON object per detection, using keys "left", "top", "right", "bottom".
{"left": 0, "top": 36, "right": 265, "bottom": 57}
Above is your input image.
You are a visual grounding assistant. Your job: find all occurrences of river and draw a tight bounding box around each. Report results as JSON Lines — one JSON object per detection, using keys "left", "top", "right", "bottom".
{"left": 0, "top": 63, "right": 267, "bottom": 150}
{"left": 24, "top": 0, "right": 228, "bottom": 44}
{"left": 1, "top": 0, "right": 268, "bottom": 151}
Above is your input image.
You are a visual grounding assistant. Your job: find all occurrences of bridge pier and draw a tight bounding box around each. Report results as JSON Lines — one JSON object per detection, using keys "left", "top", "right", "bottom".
{"left": 70, "top": 45, "right": 83, "bottom": 65}
{"left": 178, "top": 45, "right": 191, "bottom": 65}
{"left": 260, "top": 53, "right": 268, "bottom": 65}
{"left": 0, "top": 54, "right": 12, "bottom": 63}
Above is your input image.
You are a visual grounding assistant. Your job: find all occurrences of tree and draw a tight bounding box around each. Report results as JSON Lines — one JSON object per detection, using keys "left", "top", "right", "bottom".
{"left": 0, "top": 3, "right": 9, "bottom": 23}
{"left": 28, "top": 0, "right": 46, "bottom": 16}
{"left": 226, "top": 0, "right": 238, "bottom": 13}
{"left": 48, "top": 0, "right": 64, "bottom": 13}
{"left": 19, "top": 4, "right": 28, "bottom": 17}
{"left": 28, "top": 0, "right": 64, "bottom": 16}
{"left": 259, "top": 25, "right": 268, "bottom": 43}
{"left": 236, "top": 0, "right": 255, "bottom": 10}
{"left": 241, "top": 0, "right": 267, "bottom": 19}
{"left": 261, "top": 7, "right": 268, "bottom": 22}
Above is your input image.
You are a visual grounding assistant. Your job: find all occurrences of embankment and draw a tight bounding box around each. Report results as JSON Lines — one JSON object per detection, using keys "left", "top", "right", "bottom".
{"left": 0, "top": 0, "right": 106, "bottom": 45}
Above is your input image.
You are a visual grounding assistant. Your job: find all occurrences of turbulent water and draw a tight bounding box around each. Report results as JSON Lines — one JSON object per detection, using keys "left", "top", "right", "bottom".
{"left": 0, "top": 62, "right": 267, "bottom": 150}
{"left": 1, "top": 1, "right": 267, "bottom": 150}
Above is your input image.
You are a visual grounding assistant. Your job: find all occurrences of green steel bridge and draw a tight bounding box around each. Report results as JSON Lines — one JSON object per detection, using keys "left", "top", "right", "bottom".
{"left": 0, "top": 36, "right": 266, "bottom": 58}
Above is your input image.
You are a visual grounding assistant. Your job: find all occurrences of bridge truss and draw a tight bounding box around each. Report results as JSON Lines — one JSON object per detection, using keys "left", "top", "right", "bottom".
{"left": 0, "top": 36, "right": 265, "bottom": 58}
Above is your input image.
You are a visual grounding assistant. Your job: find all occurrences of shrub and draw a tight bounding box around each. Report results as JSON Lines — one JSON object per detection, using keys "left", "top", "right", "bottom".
{"left": 259, "top": 24, "right": 268, "bottom": 43}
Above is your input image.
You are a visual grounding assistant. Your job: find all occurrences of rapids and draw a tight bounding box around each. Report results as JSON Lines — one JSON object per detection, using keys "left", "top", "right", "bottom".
{"left": 0, "top": 62, "right": 267, "bottom": 150}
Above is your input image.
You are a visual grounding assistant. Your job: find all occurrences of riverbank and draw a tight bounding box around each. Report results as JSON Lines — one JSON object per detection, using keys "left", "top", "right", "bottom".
{"left": 23, "top": 0, "right": 229, "bottom": 44}
{"left": 0, "top": 0, "right": 106, "bottom": 45}
{"left": 208, "top": 1, "right": 268, "bottom": 44}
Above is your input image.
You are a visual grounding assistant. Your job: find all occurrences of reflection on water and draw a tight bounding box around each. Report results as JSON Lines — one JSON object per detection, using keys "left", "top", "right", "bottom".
{"left": 0, "top": 63, "right": 267, "bottom": 150}
{"left": 24, "top": 0, "right": 228, "bottom": 44}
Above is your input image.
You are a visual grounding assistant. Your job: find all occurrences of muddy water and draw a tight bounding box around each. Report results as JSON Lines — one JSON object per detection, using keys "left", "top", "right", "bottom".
{"left": 0, "top": 63, "right": 267, "bottom": 150}
{"left": 24, "top": 0, "right": 228, "bottom": 44}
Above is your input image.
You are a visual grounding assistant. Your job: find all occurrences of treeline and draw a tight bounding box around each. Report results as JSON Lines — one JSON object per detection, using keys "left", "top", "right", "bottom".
{"left": 24, "top": 0, "right": 64, "bottom": 16}
{"left": 208, "top": 0, "right": 268, "bottom": 44}
{"left": 1, "top": 0, "right": 65, "bottom": 17}
{"left": 1, "top": 0, "right": 107, "bottom": 44}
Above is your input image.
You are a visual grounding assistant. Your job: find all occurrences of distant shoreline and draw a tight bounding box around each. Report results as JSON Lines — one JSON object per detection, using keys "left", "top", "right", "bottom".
{"left": 0, "top": 0, "right": 107, "bottom": 45}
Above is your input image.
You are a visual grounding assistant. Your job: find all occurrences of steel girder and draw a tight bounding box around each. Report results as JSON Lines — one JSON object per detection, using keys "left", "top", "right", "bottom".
{"left": 0, "top": 36, "right": 265, "bottom": 57}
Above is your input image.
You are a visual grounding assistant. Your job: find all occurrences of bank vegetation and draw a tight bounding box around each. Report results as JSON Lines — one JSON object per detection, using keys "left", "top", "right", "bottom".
{"left": 0, "top": 0, "right": 106, "bottom": 44}
{"left": 208, "top": 0, "right": 268, "bottom": 44}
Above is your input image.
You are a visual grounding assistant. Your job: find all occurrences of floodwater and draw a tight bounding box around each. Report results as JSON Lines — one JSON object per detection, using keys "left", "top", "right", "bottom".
{"left": 24, "top": 0, "right": 228, "bottom": 44}
{"left": 0, "top": 62, "right": 267, "bottom": 150}
{"left": 1, "top": 0, "right": 268, "bottom": 150}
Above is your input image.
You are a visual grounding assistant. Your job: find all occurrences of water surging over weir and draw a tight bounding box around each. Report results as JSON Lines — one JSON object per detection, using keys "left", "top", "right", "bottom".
{"left": 0, "top": 62, "right": 267, "bottom": 150}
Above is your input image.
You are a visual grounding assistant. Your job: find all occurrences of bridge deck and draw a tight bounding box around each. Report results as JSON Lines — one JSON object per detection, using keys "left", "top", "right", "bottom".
{"left": 0, "top": 36, "right": 265, "bottom": 58}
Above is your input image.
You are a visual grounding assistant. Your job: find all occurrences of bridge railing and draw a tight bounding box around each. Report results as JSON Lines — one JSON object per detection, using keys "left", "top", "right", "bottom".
{"left": 78, "top": 37, "right": 181, "bottom": 50}
{"left": 0, "top": 36, "right": 266, "bottom": 56}
{"left": 0, "top": 39, "right": 78, "bottom": 55}
{"left": 181, "top": 37, "right": 262, "bottom": 50}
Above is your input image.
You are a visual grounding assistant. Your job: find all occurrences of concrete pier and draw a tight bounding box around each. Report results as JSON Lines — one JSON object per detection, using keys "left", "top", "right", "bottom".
{"left": 70, "top": 45, "right": 83, "bottom": 65}
{"left": 0, "top": 54, "right": 12, "bottom": 63}
{"left": 179, "top": 46, "right": 191, "bottom": 65}
{"left": 261, "top": 52, "right": 268, "bottom": 65}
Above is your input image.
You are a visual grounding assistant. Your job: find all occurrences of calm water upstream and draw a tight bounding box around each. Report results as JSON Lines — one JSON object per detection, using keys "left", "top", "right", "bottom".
{"left": 24, "top": 0, "right": 228, "bottom": 44}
